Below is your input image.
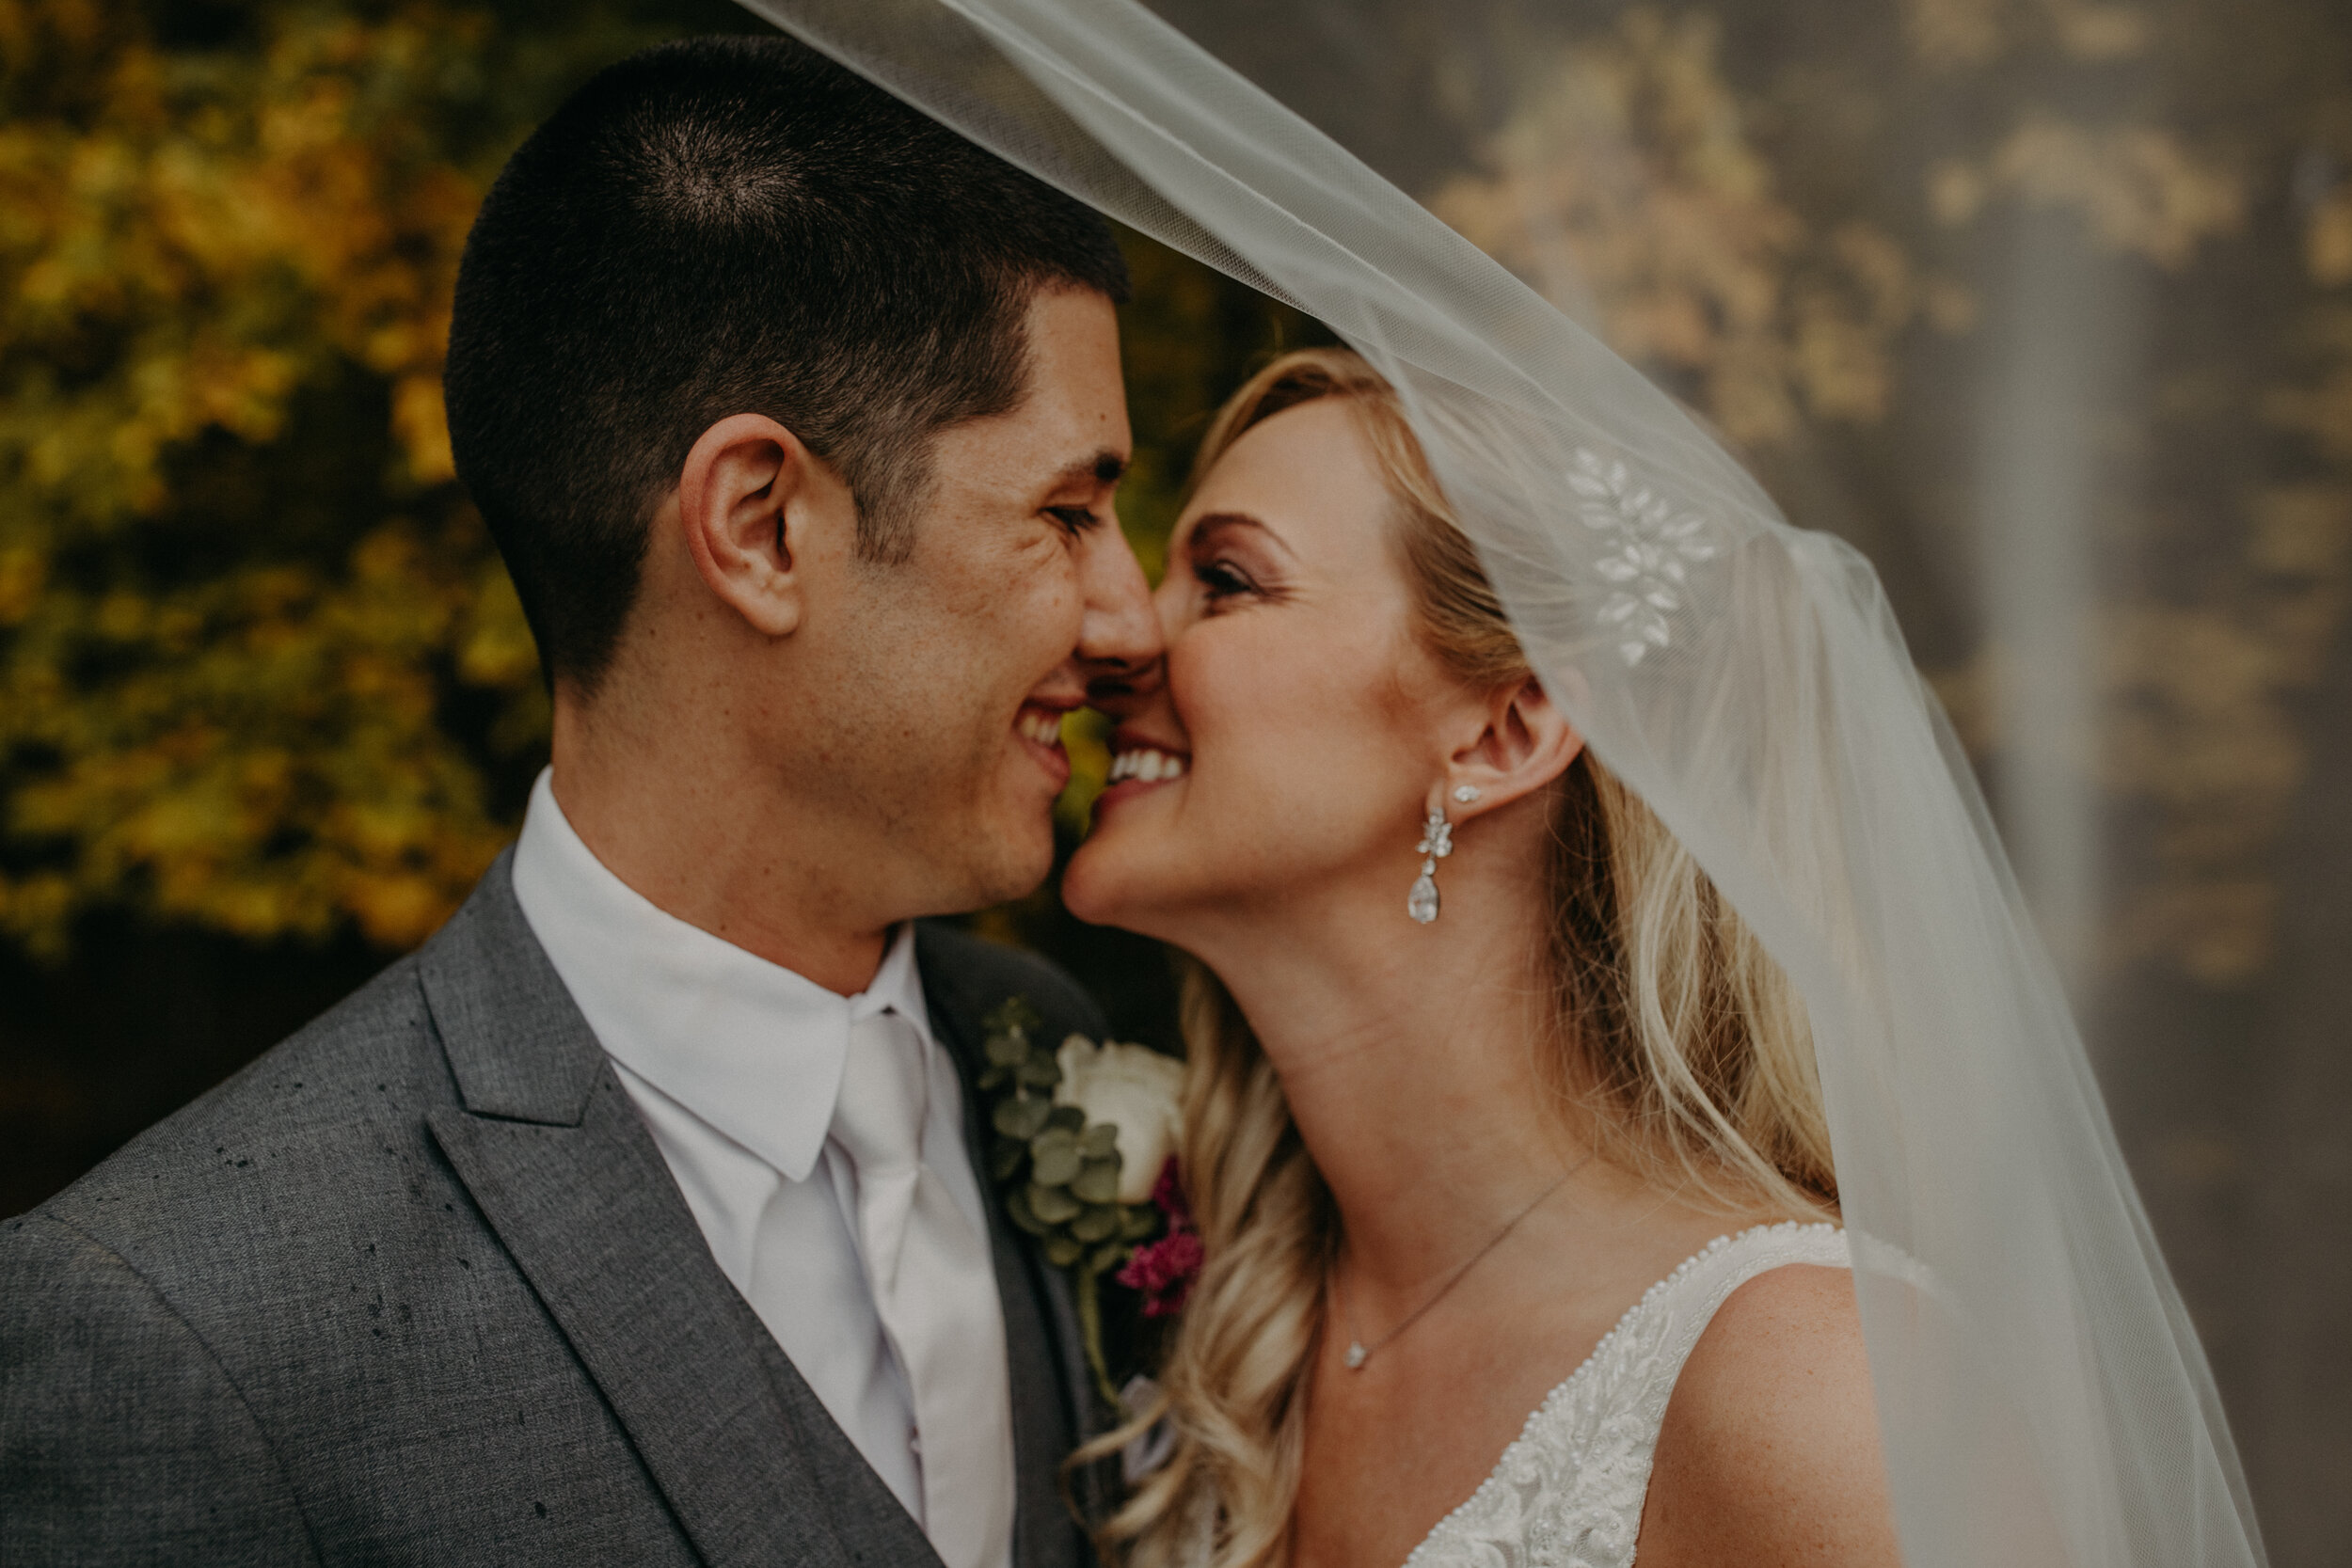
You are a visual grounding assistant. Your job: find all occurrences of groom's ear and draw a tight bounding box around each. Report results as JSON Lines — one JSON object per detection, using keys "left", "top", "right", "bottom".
{"left": 674, "top": 413, "right": 852, "bottom": 640}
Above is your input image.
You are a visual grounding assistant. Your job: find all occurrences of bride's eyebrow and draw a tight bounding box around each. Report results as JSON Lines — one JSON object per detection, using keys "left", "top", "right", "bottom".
{"left": 1187, "top": 511, "right": 1296, "bottom": 559}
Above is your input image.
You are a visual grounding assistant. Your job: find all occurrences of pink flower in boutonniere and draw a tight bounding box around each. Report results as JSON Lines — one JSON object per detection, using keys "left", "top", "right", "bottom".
{"left": 1117, "top": 1157, "right": 1202, "bottom": 1318}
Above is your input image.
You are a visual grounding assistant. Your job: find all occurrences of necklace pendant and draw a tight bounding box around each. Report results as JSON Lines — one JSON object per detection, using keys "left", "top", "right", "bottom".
{"left": 1343, "top": 1340, "right": 1369, "bottom": 1370}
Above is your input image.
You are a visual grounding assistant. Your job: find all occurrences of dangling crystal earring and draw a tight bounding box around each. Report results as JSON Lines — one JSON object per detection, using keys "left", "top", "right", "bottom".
{"left": 1408, "top": 806, "right": 1454, "bottom": 925}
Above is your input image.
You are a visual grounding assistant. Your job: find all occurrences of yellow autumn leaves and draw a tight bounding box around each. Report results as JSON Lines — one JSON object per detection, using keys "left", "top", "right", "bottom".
{"left": 0, "top": 0, "right": 548, "bottom": 952}
{"left": 2, "top": 0, "right": 481, "bottom": 514}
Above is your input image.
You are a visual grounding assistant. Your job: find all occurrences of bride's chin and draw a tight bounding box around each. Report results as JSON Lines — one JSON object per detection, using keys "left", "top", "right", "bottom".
{"left": 1060, "top": 837, "right": 1160, "bottom": 929}
{"left": 1057, "top": 843, "right": 1120, "bottom": 926}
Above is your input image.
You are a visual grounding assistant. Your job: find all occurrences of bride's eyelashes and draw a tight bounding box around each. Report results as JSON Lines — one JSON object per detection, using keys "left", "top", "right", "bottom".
{"left": 1192, "top": 557, "right": 1271, "bottom": 606}
{"left": 1181, "top": 511, "right": 1295, "bottom": 610}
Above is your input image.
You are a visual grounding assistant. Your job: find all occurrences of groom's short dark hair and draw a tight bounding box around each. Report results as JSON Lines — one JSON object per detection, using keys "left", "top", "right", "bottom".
{"left": 445, "top": 34, "right": 1129, "bottom": 692}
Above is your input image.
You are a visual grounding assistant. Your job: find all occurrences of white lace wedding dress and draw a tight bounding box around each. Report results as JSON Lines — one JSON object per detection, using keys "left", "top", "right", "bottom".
{"left": 1402, "top": 1221, "right": 1851, "bottom": 1568}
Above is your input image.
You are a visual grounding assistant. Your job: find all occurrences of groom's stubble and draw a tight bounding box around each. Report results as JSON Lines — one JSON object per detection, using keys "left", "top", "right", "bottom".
{"left": 775, "top": 287, "right": 1141, "bottom": 901}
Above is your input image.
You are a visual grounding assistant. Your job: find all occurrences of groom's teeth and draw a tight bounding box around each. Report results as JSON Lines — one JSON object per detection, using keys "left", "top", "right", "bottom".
{"left": 1018, "top": 709, "right": 1064, "bottom": 746}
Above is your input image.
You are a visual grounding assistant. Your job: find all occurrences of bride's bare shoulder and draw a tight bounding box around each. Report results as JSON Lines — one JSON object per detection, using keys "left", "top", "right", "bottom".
{"left": 1635, "top": 1261, "right": 1902, "bottom": 1567}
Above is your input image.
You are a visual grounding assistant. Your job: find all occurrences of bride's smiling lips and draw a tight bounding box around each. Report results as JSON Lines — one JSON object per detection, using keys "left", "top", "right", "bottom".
{"left": 1095, "top": 723, "right": 1190, "bottom": 814}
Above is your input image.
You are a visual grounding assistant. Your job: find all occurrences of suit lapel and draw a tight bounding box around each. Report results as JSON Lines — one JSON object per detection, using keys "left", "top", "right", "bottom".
{"left": 919, "top": 931, "right": 1099, "bottom": 1568}
{"left": 419, "top": 856, "right": 939, "bottom": 1568}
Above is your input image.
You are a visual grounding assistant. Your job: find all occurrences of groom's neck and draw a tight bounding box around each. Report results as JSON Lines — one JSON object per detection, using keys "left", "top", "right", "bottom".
{"left": 547, "top": 694, "right": 893, "bottom": 997}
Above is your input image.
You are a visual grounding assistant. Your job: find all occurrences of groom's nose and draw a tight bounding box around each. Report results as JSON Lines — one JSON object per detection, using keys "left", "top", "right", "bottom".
{"left": 1072, "top": 522, "right": 1164, "bottom": 705}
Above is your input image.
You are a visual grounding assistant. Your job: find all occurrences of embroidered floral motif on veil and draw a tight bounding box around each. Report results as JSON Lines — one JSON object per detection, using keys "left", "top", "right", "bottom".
{"left": 1567, "top": 449, "right": 1718, "bottom": 666}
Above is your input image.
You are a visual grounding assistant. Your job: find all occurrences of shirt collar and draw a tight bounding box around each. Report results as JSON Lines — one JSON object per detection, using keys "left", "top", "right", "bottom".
{"left": 508, "top": 768, "right": 935, "bottom": 1180}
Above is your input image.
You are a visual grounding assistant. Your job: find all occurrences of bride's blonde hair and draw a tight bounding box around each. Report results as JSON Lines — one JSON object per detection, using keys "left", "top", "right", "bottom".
{"left": 1087, "top": 348, "right": 1836, "bottom": 1568}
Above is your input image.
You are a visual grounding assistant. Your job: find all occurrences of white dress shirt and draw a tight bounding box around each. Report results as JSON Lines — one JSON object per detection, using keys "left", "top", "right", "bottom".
{"left": 508, "top": 769, "right": 1012, "bottom": 1567}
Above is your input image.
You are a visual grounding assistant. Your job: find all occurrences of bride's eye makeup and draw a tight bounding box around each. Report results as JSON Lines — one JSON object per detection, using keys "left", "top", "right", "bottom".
{"left": 1192, "top": 558, "right": 1262, "bottom": 603}
{"left": 1182, "top": 512, "right": 1291, "bottom": 609}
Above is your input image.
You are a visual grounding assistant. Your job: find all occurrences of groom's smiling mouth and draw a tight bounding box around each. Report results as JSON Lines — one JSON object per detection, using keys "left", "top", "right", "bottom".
{"left": 1015, "top": 701, "right": 1075, "bottom": 792}
{"left": 1016, "top": 705, "right": 1067, "bottom": 747}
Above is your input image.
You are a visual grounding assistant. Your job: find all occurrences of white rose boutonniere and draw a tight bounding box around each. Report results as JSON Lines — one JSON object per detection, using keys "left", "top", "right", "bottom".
{"left": 1054, "top": 1035, "right": 1184, "bottom": 1205}
{"left": 978, "top": 996, "right": 1190, "bottom": 1407}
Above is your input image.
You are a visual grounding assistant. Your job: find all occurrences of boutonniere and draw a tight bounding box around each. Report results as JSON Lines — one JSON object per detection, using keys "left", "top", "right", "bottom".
{"left": 979, "top": 996, "right": 1197, "bottom": 1406}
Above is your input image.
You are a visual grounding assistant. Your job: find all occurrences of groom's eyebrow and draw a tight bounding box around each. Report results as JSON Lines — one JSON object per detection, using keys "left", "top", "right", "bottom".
{"left": 1054, "top": 451, "right": 1127, "bottom": 489}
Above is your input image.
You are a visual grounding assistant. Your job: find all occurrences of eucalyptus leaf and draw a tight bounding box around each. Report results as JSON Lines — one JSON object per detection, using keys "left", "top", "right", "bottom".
{"left": 990, "top": 1139, "right": 1026, "bottom": 1182}
{"left": 993, "top": 1096, "right": 1051, "bottom": 1140}
{"left": 1071, "top": 1204, "right": 1120, "bottom": 1243}
{"left": 1005, "top": 1186, "right": 1047, "bottom": 1237}
{"left": 1120, "top": 1208, "right": 1163, "bottom": 1242}
{"left": 985, "top": 1030, "right": 1030, "bottom": 1069}
{"left": 1046, "top": 1105, "right": 1086, "bottom": 1134}
{"left": 1031, "top": 1140, "right": 1083, "bottom": 1188}
{"left": 1071, "top": 1156, "right": 1121, "bottom": 1205}
{"left": 1043, "top": 1235, "right": 1083, "bottom": 1268}
{"left": 1089, "top": 1243, "right": 1129, "bottom": 1274}
{"left": 984, "top": 997, "right": 1042, "bottom": 1037}
{"left": 1027, "top": 1181, "right": 1083, "bottom": 1225}
{"left": 1018, "top": 1053, "right": 1062, "bottom": 1088}
{"left": 1079, "top": 1124, "right": 1120, "bottom": 1160}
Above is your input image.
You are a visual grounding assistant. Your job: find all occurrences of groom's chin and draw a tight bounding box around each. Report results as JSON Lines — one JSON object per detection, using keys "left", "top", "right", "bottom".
{"left": 948, "top": 811, "right": 1058, "bottom": 914}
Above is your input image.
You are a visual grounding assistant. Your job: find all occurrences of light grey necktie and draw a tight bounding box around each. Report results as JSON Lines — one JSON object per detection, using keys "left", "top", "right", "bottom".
{"left": 829, "top": 1011, "right": 1015, "bottom": 1568}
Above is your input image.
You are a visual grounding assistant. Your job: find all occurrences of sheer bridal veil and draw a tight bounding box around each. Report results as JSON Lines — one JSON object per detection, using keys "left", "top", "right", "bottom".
{"left": 723, "top": 2, "right": 2265, "bottom": 1563}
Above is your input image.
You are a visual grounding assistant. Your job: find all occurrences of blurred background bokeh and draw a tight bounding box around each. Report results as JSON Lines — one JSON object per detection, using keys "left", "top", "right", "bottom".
{"left": 1, "top": 0, "right": 2344, "bottom": 1556}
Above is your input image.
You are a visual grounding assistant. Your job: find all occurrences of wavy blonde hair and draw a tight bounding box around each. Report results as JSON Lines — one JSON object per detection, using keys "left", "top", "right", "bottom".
{"left": 1086, "top": 348, "right": 1835, "bottom": 1568}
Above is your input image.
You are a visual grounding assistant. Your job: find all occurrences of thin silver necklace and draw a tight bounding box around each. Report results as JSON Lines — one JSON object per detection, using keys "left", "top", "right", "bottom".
{"left": 1333, "top": 1151, "right": 1597, "bottom": 1370}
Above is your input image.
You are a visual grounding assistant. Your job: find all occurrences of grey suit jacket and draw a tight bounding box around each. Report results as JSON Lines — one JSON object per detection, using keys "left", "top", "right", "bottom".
{"left": 0, "top": 852, "right": 1112, "bottom": 1566}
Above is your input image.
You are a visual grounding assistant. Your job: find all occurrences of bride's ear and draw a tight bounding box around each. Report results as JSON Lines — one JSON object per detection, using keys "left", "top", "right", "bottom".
{"left": 674, "top": 413, "right": 850, "bottom": 640}
{"left": 1441, "top": 676, "right": 1585, "bottom": 820}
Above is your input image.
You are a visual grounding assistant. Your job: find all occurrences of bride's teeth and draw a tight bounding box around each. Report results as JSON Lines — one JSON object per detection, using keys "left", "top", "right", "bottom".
{"left": 1108, "top": 748, "right": 1187, "bottom": 784}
